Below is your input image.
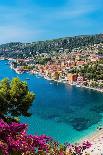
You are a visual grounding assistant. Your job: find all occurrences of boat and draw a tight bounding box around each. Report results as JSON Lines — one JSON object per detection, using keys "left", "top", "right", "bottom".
{"left": 76, "top": 85, "right": 81, "bottom": 87}
{"left": 25, "top": 78, "right": 30, "bottom": 80}
{"left": 15, "top": 70, "right": 23, "bottom": 74}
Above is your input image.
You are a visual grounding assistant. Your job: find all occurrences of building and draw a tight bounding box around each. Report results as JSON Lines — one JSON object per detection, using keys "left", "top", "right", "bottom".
{"left": 77, "top": 76, "right": 84, "bottom": 84}
{"left": 67, "top": 73, "right": 77, "bottom": 84}
{"left": 11, "top": 62, "right": 17, "bottom": 68}
{"left": 76, "top": 61, "right": 86, "bottom": 66}
{"left": 51, "top": 71, "right": 60, "bottom": 80}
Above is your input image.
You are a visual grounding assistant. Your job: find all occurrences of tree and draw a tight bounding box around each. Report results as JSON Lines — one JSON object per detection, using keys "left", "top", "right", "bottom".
{"left": 0, "top": 78, "right": 35, "bottom": 117}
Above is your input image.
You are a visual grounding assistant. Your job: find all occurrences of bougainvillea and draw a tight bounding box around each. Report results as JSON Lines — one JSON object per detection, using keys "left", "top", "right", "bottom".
{"left": 0, "top": 118, "right": 50, "bottom": 155}
{"left": 0, "top": 118, "right": 91, "bottom": 155}
{"left": 66, "top": 141, "right": 92, "bottom": 155}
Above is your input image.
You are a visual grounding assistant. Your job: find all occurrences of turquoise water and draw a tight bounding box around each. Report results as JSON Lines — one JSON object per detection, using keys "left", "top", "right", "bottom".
{"left": 0, "top": 60, "right": 103, "bottom": 143}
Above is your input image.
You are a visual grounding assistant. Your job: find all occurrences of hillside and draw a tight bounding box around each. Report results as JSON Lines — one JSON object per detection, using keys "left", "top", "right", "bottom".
{"left": 0, "top": 33, "right": 103, "bottom": 59}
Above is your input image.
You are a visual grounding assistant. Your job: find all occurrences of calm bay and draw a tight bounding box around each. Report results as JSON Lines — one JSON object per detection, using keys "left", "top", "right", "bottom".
{"left": 0, "top": 60, "right": 103, "bottom": 143}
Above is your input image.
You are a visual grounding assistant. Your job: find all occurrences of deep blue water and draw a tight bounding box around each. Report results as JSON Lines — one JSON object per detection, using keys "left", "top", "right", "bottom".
{"left": 0, "top": 60, "right": 103, "bottom": 143}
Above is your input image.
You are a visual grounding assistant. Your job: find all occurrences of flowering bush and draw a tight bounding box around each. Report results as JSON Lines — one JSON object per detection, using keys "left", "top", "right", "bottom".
{"left": 0, "top": 118, "right": 91, "bottom": 155}
{"left": 66, "top": 141, "right": 92, "bottom": 155}
{"left": 0, "top": 119, "right": 50, "bottom": 155}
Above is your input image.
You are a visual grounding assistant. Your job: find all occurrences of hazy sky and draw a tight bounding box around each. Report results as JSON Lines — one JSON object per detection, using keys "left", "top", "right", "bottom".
{"left": 0, "top": 0, "right": 103, "bottom": 43}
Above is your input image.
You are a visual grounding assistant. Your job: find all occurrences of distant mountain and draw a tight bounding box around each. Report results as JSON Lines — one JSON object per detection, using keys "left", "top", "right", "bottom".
{"left": 0, "top": 33, "right": 103, "bottom": 59}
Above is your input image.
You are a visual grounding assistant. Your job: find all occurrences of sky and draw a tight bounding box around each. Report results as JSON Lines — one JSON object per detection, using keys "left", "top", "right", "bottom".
{"left": 0, "top": 0, "right": 103, "bottom": 43}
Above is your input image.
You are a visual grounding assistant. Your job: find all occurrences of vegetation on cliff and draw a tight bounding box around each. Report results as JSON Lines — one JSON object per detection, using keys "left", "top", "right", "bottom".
{"left": 0, "top": 34, "right": 103, "bottom": 59}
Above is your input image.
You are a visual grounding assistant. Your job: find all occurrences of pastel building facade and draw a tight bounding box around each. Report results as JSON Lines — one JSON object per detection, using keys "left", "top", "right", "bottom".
{"left": 77, "top": 76, "right": 84, "bottom": 84}
{"left": 67, "top": 73, "right": 77, "bottom": 84}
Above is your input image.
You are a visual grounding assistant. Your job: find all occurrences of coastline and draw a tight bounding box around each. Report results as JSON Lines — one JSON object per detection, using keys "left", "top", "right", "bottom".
{"left": 78, "top": 85, "right": 103, "bottom": 93}
{"left": 1, "top": 60, "right": 103, "bottom": 148}
{"left": 29, "top": 69, "right": 103, "bottom": 93}
{"left": 83, "top": 128, "right": 103, "bottom": 142}
{"left": 80, "top": 128, "right": 103, "bottom": 154}
{"left": 37, "top": 73, "right": 103, "bottom": 94}
{"left": 3, "top": 59, "right": 103, "bottom": 94}
{"left": 76, "top": 128, "right": 103, "bottom": 144}
{"left": 17, "top": 71, "right": 103, "bottom": 93}
{"left": 66, "top": 128, "right": 103, "bottom": 154}
{"left": 8, "top": 62, "right": 103, "bottom": 149}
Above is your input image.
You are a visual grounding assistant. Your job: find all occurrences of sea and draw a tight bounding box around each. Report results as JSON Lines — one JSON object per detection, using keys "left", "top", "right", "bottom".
{"left": 0, "top": 60, "right": 103, "bottom": 143}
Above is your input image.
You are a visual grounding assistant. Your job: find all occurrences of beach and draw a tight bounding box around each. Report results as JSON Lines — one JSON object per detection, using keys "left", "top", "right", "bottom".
{"left": 81, "top": 128, "right": 103, "bottom": 154}
{"left": 79, "top": 85, "right": 103, "bottom": 93}
{"left": 66, "top": 128, "right": 103, "bottom": 154}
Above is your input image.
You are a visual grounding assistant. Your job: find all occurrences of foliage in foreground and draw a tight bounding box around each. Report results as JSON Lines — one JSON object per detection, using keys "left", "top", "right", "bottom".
{"left": 0, "top": 118, "right": 91, "bottom": 155}
{"left": 0, "top": 78, "right": 35, "bottom": 117}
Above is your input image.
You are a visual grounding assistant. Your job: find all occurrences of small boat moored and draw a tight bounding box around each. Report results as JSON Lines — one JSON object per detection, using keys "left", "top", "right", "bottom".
{"left": 25, "top": 78, "right": 30, "bottom": 80}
